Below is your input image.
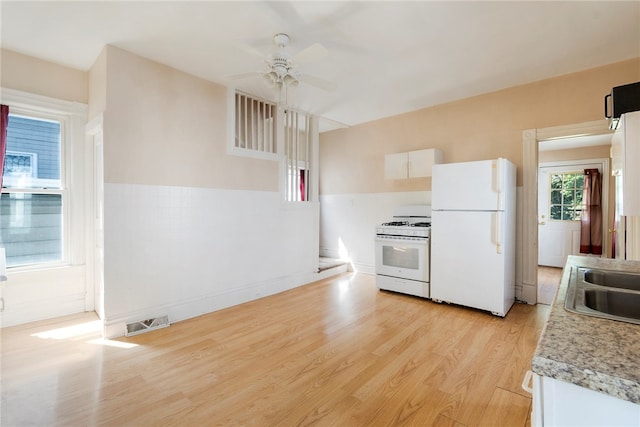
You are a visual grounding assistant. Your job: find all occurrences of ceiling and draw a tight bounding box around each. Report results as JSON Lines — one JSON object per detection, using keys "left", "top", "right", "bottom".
{"left": 538, "top": 133, "right": 613, "bottom": 152}
{"left": 2, "top": 1, "right": 639, "bottom": 132}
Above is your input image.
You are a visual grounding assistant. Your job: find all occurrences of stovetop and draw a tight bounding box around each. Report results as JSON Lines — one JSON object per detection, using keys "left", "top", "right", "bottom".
{"left": 376, "top": 205, "right": 432, "bottom": 238}
{"left": 376, "top": 218, "right": 431, "bottom": 238}
{"left": 381, "top": 221, "right": 431, "bottom": 227}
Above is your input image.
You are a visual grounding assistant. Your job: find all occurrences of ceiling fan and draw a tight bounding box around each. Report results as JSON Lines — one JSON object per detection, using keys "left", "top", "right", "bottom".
{"left": 228, "top": 33, "right": 335, "bottom": 92}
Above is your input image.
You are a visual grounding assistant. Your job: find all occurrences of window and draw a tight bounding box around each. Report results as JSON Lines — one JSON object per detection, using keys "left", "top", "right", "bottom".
{"left": 4, "top": 151, "right": 37, "bottom": 178}
{"left": 284, "top": 109, "right": 311, "bottom": 202}
{"left": 230, "top": 89, "right": 317, "bottom": 203}
{"left": 1, "top": 114, "right": 64, "bottom": 267}
{"left": 549, "top": 172, "right": 584, "bottom": 221}
{"left": 234, "top": 91, "right": 277, "bottom": 155}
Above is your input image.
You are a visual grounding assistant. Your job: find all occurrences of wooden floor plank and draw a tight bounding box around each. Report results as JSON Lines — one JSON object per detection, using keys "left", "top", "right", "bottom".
{"left": 476, "top": 387, "right": 532, "bottom": 426}
{"left": 1, "top": 272, "right": 549, "bottom": 426}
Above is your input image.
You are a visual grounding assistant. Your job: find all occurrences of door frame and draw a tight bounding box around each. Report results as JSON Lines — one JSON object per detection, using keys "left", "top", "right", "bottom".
{"left": 521, "top": 119, "right": 613, "bottom": 304}
{"left": 85, "top": 115, "right": 104, "bottom": 321}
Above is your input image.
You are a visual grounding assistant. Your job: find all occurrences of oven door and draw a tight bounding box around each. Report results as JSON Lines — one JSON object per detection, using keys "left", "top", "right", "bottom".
{"left": 375, "top": 235, "right": 429, "bottom": 282}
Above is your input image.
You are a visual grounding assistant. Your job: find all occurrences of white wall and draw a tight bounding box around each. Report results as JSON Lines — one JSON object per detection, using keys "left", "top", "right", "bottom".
{"left": 85, "top": 47, "right": 323, "bottom": 337}
{"left": 102, "top": 183, "right": 319, "bottom": 337}
{"left": 319, "top": 191, "right": 431, "bottom": 274}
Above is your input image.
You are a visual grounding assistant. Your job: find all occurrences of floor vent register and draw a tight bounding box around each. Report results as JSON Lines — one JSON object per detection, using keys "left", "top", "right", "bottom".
{"left": 125, "top": 315, "right": 170, "bottom": 337}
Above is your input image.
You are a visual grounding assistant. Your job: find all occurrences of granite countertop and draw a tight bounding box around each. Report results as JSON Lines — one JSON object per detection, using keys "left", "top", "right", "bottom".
{"left": 532, "top": 255, "right": 640, "bottom": 404}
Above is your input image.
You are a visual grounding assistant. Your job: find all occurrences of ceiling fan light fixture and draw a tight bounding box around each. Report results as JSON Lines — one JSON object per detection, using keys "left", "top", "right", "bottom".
{"left": 262, "top": 70, "right": 278, "bottom": 87}
{"left": 282, "top": 74, "right": 298, "bottom": 87}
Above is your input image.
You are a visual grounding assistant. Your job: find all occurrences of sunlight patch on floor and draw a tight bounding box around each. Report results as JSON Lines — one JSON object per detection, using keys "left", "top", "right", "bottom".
{"left": 31, "top": 320, "right": 102, "bottom": 340}
{"left": 88, "top": 338, "right": 138, "bottom": 349}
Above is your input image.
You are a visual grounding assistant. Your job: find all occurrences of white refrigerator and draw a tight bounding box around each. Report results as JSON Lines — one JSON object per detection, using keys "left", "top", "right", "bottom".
{"left": 430, "top": 158, "right": 516, "bottom": 316}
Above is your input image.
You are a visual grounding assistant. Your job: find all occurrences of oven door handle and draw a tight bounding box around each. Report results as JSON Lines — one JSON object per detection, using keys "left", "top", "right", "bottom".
{"left": 376, "top": 235, "right": 428, "bottom": 243}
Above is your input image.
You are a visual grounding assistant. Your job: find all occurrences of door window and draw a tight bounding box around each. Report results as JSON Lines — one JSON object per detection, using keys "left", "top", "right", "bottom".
{"left": 549, "top": 172, "right": 583, "bottom": 221}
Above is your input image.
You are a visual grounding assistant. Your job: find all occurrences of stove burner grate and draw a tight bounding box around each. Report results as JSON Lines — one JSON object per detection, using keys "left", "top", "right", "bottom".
{"left": 382, "top": 221, "right": 410, "bottom": 226}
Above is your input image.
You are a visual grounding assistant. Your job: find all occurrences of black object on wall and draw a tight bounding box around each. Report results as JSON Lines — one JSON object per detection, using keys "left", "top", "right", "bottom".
{"left": 605, "top": 81, "right": 640, "bottom": 120}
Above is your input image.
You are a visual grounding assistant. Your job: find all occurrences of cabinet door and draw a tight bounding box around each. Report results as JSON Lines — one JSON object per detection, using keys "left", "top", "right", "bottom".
{"left": 620, "top": 111, "right": 640, "bottom": 215}
{"left": 539, "top": 375, "right": 640, "bottom": 426}
{"left": 408, "top": 149, "right": 442, "bottom": 178}
{"left": 384, "top": 152, "right": 408, "bottom": 179}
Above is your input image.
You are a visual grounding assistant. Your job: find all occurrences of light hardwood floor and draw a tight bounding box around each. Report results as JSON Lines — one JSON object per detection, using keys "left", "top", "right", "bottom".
{"left": 1, "top": 273, "right": 550, "bottom": 426}
{"left": 537, "top": 266, "right": 563, "bottom": 305}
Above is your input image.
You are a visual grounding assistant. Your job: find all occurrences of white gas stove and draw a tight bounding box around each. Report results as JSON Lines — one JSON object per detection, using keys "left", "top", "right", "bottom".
{"left": 375, "top": 205, "right": 432, "bottom": 298}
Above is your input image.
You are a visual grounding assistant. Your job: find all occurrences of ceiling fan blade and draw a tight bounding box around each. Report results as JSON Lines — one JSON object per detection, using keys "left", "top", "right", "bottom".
{"left": 224, "top": 72, "right": 261, "bottom": 81}
{"left": 320, "top": 115, "right": 350, "bottom": 130}
{"left": 232, "top": 41, "right": 266, "bottom": 59}
{"left": 292, "top": 43, "right": 328, "bottom": 66}
{"left": 298, "top": 74, "right": 336, "bottom": 92}
{"left": 264, "top": 2, "right": 304, "bottom": 27}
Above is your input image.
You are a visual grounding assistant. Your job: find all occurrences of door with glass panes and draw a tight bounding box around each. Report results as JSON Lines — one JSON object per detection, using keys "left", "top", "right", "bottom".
{"left": 538, "top": 166, "right": 585, "bottom": 267}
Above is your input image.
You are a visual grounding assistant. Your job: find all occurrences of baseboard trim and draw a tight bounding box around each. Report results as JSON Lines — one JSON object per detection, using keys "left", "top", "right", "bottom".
{"left": 351, "top": 262, "right": 375, "bottom": 276}
{"left": 103, "top": 271, "right": 336, "bottom": 338}
{"left": 518, "top": 282, "right": 537, "bottom": 304}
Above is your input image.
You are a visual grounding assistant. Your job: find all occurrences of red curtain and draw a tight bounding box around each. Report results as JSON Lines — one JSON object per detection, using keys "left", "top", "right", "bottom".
{"left": 580, "top": 168, "right": 602, "bottom": 255}
{"left": 0, "top": 105, "right": 8, "bottom": 192}
{"left": 299, "top": 169, "right": 306, "bottom": 201}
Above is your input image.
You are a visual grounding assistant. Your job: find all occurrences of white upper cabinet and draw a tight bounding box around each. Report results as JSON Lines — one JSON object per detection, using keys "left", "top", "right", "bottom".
{"left": 611, "top": 110, "right": 640, "bottom": 215}
{"left": 385, "top": 148, "right": 443, "bottom": 179}
{"left": 385, "top": 152, "right": 410, "bottom": 179}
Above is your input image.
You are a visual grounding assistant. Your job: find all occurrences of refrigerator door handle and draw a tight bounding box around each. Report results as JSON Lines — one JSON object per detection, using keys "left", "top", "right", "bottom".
{"left": 494, "top": 212, "right": 502, "bottom": 254}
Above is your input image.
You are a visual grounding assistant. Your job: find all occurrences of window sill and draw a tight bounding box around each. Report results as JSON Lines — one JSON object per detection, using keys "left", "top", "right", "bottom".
{"left": 6, "top": 262, "right": 72, "bottom": 276}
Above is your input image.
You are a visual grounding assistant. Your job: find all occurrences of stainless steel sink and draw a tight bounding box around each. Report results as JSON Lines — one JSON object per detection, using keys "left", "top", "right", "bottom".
{"left": 583, "top": 269, "right": 640, "bottom": 291}
{"left": 583, "top": 289, "right": 640, "bottom": 321}
{"left": 565, "top": 267, "right": 640, "bottom": 325}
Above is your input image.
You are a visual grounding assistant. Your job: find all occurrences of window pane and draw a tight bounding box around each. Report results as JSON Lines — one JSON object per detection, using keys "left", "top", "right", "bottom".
{"left": 563, "top": 173, "right": 580, "bottom": 190}
{"left": 550, "top": 189, "right": 562, "bottom": 204}
{"left": 2, "top": 115, "right": 61, "bottom": 189}
{"left": 562, "top": 189, "right": 574, "bottom": 205}
{"left": 550, "top": 174, "right": 562, "bottom": 189}
{"left": 550, "top": 205, "right": 561, "bottom": 220}
{"left": 562, "top": 205, "right": 577, "bottom": 221}
{"left": 0, "top": 193, "right": 63, "bottom": 267}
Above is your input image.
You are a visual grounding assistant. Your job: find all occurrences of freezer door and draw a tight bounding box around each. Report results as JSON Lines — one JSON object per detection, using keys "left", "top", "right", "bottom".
{"left": 432, "top": 158, "right": 512, "bottom": 211}
{"left": 430, "top": 210, "right": 514, "bottom": 315}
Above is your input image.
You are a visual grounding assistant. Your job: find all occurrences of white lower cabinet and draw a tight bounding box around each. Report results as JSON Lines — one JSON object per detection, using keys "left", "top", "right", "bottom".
{"left": 532, "top": 373, "right": 640, "bottom": 426}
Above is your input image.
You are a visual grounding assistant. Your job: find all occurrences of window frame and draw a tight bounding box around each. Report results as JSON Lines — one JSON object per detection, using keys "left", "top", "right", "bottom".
{"left": 1, "top": 88, "right": 87, "bottom": 271}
